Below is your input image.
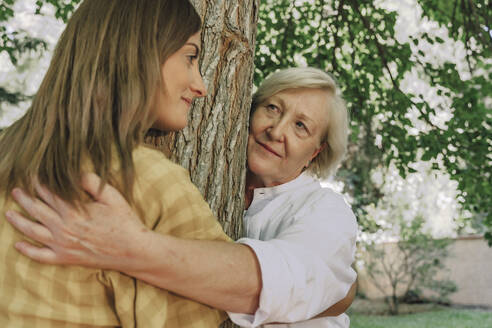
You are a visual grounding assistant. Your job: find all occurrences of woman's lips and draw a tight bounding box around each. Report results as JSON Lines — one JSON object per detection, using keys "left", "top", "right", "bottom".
{"left": 182, "top": 97, "right": 192, "bottom": 106}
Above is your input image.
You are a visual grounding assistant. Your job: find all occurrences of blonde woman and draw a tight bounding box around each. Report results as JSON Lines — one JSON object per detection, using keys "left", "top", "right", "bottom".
{"left": 0, "top": 0, "right": 233, "bottom": 326}
{"left": 8, "top": 68, "right": 357, "bottom": 327}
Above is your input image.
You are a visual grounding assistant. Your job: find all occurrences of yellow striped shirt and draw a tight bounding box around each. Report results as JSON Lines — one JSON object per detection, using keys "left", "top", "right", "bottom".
{"left": 0, "top": 145, "right": 231, "bottom": 327}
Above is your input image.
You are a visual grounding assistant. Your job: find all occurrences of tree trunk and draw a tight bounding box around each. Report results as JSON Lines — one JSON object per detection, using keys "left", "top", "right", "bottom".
{"left": 146, "top": 1, "right": 259, "bottom": 327}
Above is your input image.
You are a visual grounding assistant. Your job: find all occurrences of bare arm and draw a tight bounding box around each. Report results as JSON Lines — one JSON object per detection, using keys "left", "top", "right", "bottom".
{"left": 314, "top": 281, "right": 356, "bottom": 318}
{"left": 267, "top": 281, "right": 356, "bottom": 324}
{"left": 124, "top": 232, "right": 262, "bottom": 314}
{"left": 7, "top": 173, "right": 352, "bottom": 318}
{"left": 6, "top": 174, "right": 261, "bottom": 313}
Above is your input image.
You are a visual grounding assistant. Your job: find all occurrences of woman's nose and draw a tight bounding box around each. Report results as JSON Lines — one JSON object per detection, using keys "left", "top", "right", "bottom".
{"left": 267, "top": 119, "right": 286, "bottom": 142}
{"left": 191, "top": 68, "right": 207, "bottom": 98}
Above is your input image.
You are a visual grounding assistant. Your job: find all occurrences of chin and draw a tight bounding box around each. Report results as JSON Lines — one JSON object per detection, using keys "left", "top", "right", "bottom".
{"left": 247, "top": 159, "right": 271, "bottom": 177}
{"left": 151, "top": 120, "right": 188, "bottom": 132}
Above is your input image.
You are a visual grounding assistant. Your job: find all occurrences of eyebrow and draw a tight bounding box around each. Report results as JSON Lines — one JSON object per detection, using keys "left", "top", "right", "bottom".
{"left": 270, "top": 95, "right": 286, "bottom": 109}
{"left": 269, "top": 96, "right": 316, "bottom": 126}
{"left": 297, "top": 112, "right": 316, "bottom": 126}
{"left": 185, "top": 43, "right": 200, "bottom": 54}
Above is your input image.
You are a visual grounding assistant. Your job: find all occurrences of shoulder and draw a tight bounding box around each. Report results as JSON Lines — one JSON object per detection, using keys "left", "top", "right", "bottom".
{"left": 299, "top": 183, "right": 357, "bottom": 233}
{"left": 317, "top": 187, "right": 352, "bottom": 212}
{"left": 132, "top": 146, "right": 190, "bottom": 184}
{"left": 300, "top": 177, "right": 352, "bottom": 212}
{"left": 131, "top": 146, "right": 230, "bottom": 242}
{"left": 133, "top": 146, "right": 187, "bottom": 173}
{"left": 130, "top": 146, "right": 194, "bottom": 217}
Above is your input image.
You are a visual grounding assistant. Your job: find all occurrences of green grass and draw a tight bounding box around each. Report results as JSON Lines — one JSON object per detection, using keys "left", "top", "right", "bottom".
{"left": 350, "top": 308, "right": 492, "bottom": 328}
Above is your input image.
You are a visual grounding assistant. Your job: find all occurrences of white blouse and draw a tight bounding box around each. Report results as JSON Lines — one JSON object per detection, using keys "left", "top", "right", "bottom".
{"left": 228, "top": 173, "right": 357, "bottom": 327}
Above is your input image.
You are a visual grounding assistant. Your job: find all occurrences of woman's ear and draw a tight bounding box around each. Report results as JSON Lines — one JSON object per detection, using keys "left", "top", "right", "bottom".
{"left": 311, "top": 143, "right": 327, "bottom": 161}
{"left": 305, "top": 143, "right": 327, "bottom": 168}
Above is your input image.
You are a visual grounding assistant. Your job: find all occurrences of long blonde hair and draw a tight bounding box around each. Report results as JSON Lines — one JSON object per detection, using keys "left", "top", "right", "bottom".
{"left": 0, "top": 0, "right": 201, "bottom": 204}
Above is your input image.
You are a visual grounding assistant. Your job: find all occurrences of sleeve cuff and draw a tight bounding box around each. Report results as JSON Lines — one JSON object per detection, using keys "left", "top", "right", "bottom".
{"left": 228, "top": 237, "right": 356, "bottom": 326}
{"left": 228, "top": 238, "right": 291, "bottom": 326}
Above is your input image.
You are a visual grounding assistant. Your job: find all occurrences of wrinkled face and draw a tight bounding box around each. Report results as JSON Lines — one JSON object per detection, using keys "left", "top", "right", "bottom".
{"left": 151, "top": 32, "right": 206, "bottom": 131}
{"left": 247, "top": 88, "right": 329, "bottom": 187}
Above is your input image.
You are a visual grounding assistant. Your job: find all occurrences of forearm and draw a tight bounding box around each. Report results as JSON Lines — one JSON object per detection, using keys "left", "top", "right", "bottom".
{"left": 124, "top": 230, "right": 262, "bottom": 314}
{"left": 314, "top": 281, "right": 357, "bottom": 318}
{"left": 266, "top": 279, "right": 356, "bottom": 325}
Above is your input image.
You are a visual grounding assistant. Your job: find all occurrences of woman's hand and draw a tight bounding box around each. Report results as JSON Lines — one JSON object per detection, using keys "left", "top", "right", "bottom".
{"left": 5, "top": 173, "right": 149, "bottom": 271}
{"left": 314, "top": 281, "right": 357, "bottom": 318}
{"left": 7, "top": 174, "right": 263, "bottom": 314}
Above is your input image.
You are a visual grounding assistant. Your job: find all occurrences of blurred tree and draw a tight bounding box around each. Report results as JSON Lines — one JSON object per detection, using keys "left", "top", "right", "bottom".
{"left": 363, "top": 214, "right": 457, "bottom": 315}
{"left": 255, "top": 0, "right": 491, "bottom": 243}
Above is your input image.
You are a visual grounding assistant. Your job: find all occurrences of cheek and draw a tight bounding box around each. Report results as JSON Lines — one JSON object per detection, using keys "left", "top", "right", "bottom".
{"left": 151, "top": 88, "right": 163, "bottom": 114}
{"left": 249, "top": 119, "right": 269, "bottom": 140}
{"left": 289, "top": 142, "right": 318, "bottom": 163}
{"left": 247, "top": 134, "right": 257, "bottom": 157}
{"left": 249, "top": 110, "right": 264, "bottom": 131}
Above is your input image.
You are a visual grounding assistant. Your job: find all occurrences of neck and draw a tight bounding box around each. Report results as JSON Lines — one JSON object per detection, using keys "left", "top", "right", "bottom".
{"left": 244, "top": 170, "right": 265, "bottom": 210}
{"left": 246, "top": 170, "right": 265, "bottom": 189}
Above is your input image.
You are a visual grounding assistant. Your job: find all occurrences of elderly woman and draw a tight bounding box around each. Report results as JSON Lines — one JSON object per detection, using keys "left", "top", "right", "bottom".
{"left": 8, "top": 67, "right": 357, "bottom": 327}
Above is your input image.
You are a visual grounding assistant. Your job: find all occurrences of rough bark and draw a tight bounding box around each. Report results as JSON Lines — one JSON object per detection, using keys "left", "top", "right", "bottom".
{"left": 145, "top": 2, "right": 259, "bottom": 326}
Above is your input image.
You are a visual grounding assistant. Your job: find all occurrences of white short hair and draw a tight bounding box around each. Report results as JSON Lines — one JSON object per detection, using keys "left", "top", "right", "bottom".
{"left": 252, "top": 67, "right": 348, "bottom": 179}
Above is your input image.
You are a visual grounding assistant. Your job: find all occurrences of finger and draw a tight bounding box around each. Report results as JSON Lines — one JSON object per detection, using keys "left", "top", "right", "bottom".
{"left": 14, "top": 241, "right": 60, "bottom": 265}
{"left": 6, "top": 210, "right": 54, "bottom": 246}
{"left": 11, "top": 188, "right": 62, "bottom": 227}
{"left": 33, "top": 180, "right": 75, "bottom": 217}
{"left": 81, "top": 172, "right": 126, "bottom": 205}
{"left": 80, "top": 172, "right": 104, "bottom": 200}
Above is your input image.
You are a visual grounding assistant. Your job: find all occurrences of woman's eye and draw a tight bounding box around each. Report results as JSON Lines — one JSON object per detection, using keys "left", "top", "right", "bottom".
{"left": 296, "top": 121, "right": 308, "bottom": 132}
{"left": 266, "top": 104, "right": 278, "bottom": 111}
{"left": 187, "top": 54, "right": 198, "bottom": 64}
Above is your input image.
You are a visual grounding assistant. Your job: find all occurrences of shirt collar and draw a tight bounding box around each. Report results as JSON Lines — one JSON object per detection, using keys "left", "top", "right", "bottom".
{"left": 253, "top": 172, "right": 318, "bottom": 199}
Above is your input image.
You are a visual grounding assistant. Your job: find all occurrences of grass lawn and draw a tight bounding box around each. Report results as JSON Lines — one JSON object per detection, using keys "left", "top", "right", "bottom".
{"left": 349, "top": 308, "right": 492, "bottom": 328}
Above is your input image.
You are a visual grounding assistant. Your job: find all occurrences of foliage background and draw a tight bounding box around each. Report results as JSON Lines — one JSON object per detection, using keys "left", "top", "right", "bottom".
{"left": 254, "top": 0, "right": 491, "bottom": 243}
{"left": 0, "top": 0, "right": 491, "bottom": 243}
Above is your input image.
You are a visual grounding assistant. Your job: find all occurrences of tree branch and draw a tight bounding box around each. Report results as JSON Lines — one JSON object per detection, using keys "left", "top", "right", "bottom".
{"left": 467, "top": 0, "right": 492, "bottom": 47}
{"left": 461, "top": 0, "right": 475, "bottom": 73}
{"left": 451, "top": 0, "right": 459, "bottom": 38}
{"left": 350, "top": 1, "right": 397, "bottom": 86}
{"left": 280, "top": 1, "right": 295, "bottom": 66}
{"left": 350, "top": 0, "right": 440, "bottom": 129}
{"left": 331, "top": 0, "right": 345, "bottom": 71}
